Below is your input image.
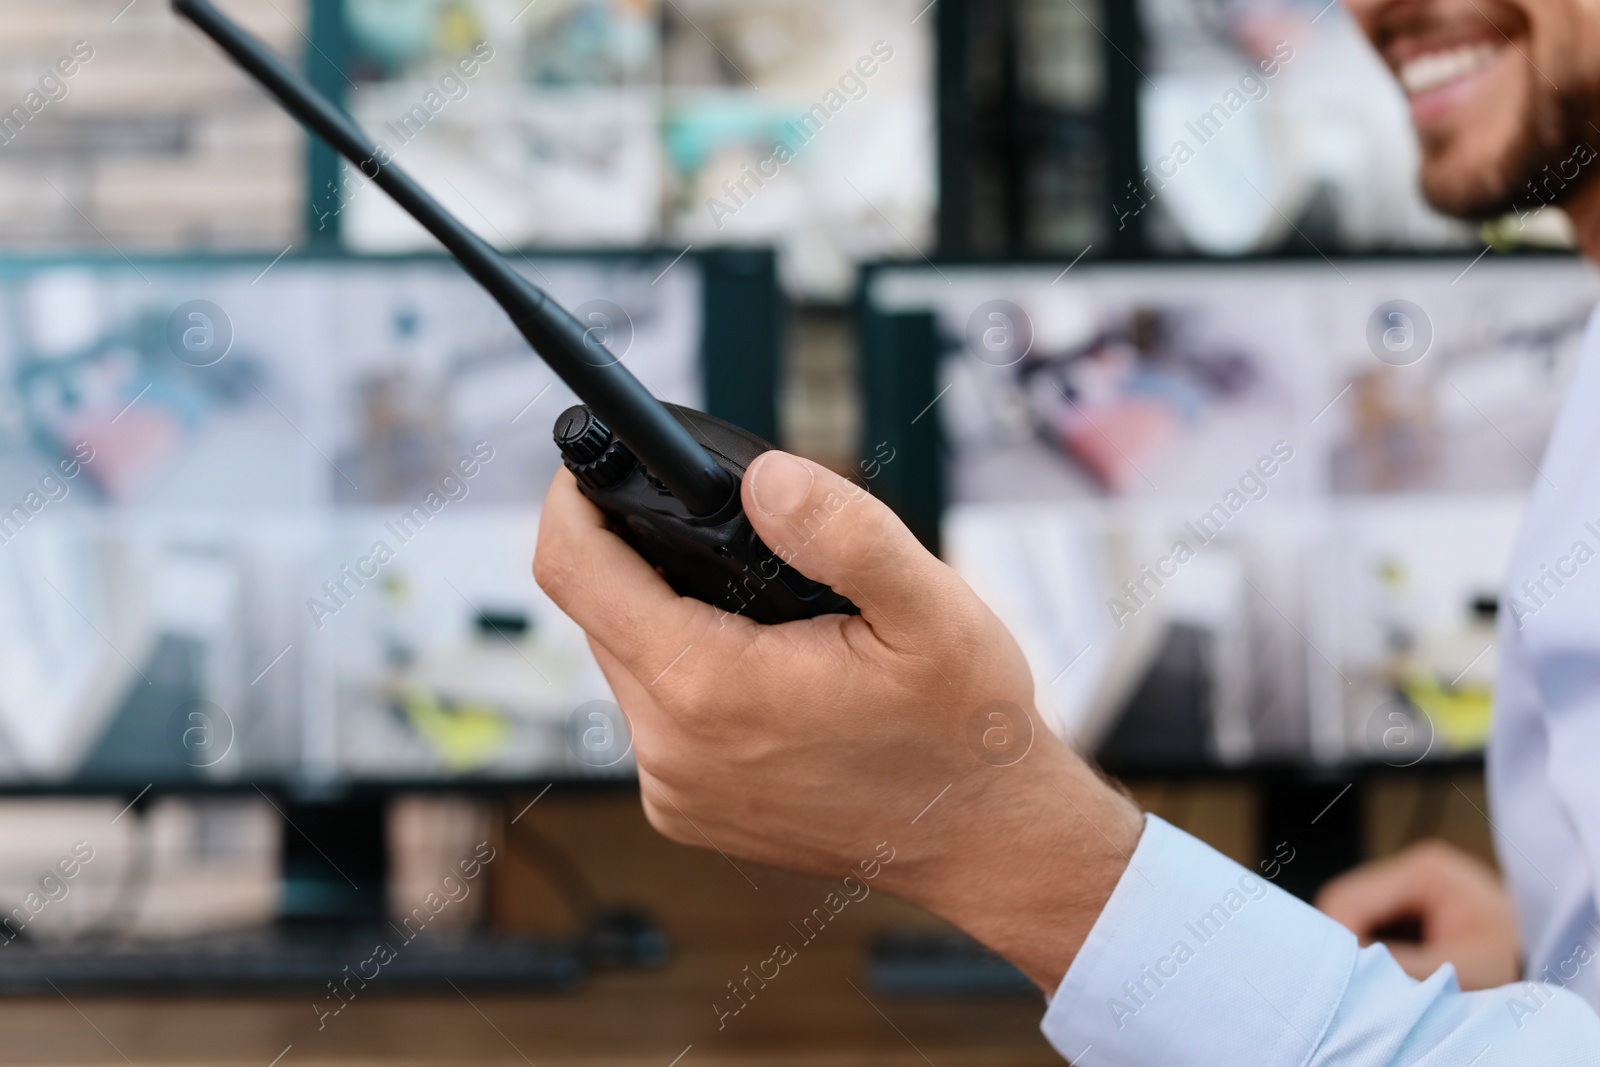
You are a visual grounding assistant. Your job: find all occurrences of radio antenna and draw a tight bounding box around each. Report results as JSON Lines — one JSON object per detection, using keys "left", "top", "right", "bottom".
{"left": 172, "top": 0, "right": 735, "bottom": 517}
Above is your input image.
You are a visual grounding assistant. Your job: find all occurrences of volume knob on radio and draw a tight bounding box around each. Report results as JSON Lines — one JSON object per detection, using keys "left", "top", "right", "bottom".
{"left": 554, "top": 405, "right": 636, "bottom": 491}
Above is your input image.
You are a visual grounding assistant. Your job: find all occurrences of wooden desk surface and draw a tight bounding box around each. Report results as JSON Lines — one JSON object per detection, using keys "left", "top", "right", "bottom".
{"left": 0, "top": 792, "right": 1068, "bottom": 1065}
{"left": 0, "top": 948, "right": 1058, "bottom": 1066}
{"left": 0, "top": 735, "right": 1492, "bottom": 1063}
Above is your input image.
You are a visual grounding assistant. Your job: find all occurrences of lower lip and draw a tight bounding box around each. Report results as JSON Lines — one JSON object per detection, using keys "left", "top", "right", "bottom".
{"left": 1406, "top": 50, "right": 1507, "bottom": 126}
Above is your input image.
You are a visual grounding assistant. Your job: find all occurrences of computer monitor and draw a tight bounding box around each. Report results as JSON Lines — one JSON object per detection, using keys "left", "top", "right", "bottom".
{"left": 0, "top": 246, "right": 783, "bottom": 796}
{"left": 858, "top": 253, "right": 1600, "bottom": 773}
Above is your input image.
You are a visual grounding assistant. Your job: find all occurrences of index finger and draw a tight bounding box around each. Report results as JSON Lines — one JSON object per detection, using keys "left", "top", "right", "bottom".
{"left": 533, "top": 469, "right": 718, "bottom": 679}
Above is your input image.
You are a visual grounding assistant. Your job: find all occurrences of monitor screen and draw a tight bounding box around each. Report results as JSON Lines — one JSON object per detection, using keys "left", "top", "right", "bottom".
{"left": 334, "top": 0, "right": 936, "bottom": 301}
{"left": 1133, "top": 0, "right": 1484, "bottom": 255}
{"left": 866, "top": 255, "right": 1600, "bottom": 768}
{"left": 0, "top": 253, "right": 707, "bottom": 790}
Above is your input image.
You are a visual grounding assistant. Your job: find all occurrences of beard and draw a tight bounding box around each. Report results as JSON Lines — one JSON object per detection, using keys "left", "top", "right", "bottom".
{"left": 1419, "top": 76, "right": 1600, "bottom": 220}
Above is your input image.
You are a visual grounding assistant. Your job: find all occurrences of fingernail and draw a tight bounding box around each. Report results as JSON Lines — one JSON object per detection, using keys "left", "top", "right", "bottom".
{"left": 749, "top": 452, "right": 814, "bottom": 517}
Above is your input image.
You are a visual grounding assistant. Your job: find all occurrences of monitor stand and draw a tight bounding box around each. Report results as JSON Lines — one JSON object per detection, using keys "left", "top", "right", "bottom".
{"left": 278, "top": 796, "right": 388, "bottom": 926}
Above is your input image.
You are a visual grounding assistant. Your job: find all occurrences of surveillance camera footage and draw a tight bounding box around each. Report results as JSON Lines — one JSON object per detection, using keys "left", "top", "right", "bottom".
{"left": 0, "top": 255, "right": 702, "bottom": 788}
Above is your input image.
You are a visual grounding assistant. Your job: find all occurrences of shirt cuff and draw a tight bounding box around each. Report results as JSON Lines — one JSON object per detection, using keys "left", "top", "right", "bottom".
{"left": 1041, "top": 815, "right": 1358, "bottom": 1066}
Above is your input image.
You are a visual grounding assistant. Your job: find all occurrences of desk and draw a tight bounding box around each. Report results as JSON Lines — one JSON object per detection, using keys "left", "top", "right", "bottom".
{"left": 0, "top": 948, "right": 1058, "bottom": 1065}
{"left": 0, "top": 791, "right": 1063, "bottom": 1065}
{"left": 0, "top": 771, "right": 1488, "bottom": 1065}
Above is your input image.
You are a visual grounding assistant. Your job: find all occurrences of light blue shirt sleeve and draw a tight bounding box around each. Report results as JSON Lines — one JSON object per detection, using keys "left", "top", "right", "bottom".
{"left": 1041, "top": 816, "right": 1600, "bottom": 1065}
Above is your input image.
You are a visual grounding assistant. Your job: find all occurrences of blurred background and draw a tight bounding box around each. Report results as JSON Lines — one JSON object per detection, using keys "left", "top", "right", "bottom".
{"left": 0, "top": 0, "right": 1585, "bottom": 1062}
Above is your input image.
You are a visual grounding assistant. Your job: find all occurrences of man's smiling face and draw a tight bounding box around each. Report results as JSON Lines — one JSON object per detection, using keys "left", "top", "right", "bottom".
{"left": 1344, "top": 0, "right": 1600, "bottom": 218}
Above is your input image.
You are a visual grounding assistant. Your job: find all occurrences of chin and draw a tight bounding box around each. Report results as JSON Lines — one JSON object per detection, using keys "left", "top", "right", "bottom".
{"left": 1417, "top": 92, "right": 1578, "bottom": 220}
{"left": 1419, "top": 145, "right": 1527, "bottom": 219}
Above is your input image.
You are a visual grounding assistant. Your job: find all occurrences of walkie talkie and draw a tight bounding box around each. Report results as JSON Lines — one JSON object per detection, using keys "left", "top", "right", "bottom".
{"left": 173, "top": 0, "right": 856, "bottom": 625}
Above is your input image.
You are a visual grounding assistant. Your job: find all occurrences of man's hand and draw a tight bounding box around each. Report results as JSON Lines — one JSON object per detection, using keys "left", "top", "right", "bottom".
{"left": 1316, "top": 840, "right": 1520, "bottom": 990}
{"left": 534, "top": 450, "right": 1142, "bottom": 992}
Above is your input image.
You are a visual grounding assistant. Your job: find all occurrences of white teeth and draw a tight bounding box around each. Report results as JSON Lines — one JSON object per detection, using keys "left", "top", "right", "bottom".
{"left": 1399, "top": 43, "right": 1502, "bottom": 95}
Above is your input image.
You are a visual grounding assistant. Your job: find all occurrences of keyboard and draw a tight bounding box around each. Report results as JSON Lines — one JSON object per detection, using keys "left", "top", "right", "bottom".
{"left": 866, "top": 931, "right": 1034, "bottom": 997}
{"left": 0, "top": 928, "right": 585, "bottom": 994}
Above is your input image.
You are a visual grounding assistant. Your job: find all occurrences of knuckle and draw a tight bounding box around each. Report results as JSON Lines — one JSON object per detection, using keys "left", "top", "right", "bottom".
{"left": 1411, "top": 840, "right": 1454, "bottom": 868}
{"left": 639, "top": 796, "right": 673, "bottom": 836}
{"left": 640, "top": 794, "right": 693, "bottom": 846}
{"left": 647, "top": 676, "right": 695, "bottom": 719}
{"left": 835, "top": 496, "right": 895, "bottom": 563}
{"left": 658, "top": 681, "right": 719, "bottom": 738}
{"left": 531, "top": 544, "right": 573, "bottom": 600}
{"left": 649, "top": 620, "right": 721, "bottom": 705}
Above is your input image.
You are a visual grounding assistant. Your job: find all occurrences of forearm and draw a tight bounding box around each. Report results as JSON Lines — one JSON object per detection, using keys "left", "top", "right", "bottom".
{"left": 879, "top": 734, "right": 1143, "bottom": 993}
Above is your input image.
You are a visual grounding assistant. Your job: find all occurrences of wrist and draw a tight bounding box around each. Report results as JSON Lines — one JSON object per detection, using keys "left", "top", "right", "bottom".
{"left": 885, "top": 734, "right": 1143, "bottom": 994}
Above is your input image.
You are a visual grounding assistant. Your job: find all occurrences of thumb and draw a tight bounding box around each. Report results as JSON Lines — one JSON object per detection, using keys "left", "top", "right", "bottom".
{"left": 742, "top": 450, "right": 958, "bottom": 632}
